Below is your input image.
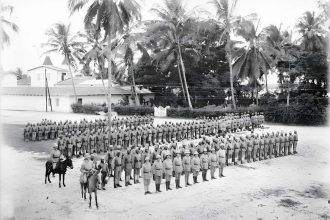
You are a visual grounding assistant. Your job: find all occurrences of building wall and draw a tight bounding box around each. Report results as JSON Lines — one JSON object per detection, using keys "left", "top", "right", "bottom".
{"left": 1, "top": 74, "right": 17, "bottom": 87}
{"left": 1, "top": 94, "right": 126, "bottom": 112}
{"left": 28, "top": 68, "right": 68, "bottom": 87}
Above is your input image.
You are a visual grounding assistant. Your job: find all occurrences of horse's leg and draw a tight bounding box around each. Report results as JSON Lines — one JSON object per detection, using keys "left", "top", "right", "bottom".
{"left": 84, "top": 185, "right": 87, "bottom": 200}
{"left": 89, "top": 193, "right": 92, "bottom": 208}
{"left": 48, "top": 167, "right": 52, "bottom": 183}
{"left": 59, "top": 174, "right": 61, "bottom": 188}
{"left": 63, "top": 174, "right": 66, "bottom": 187}
{"left": 45, "top": 166, "right": 48, "bottom": 184}
{"left": 95, "top": 191, "right": 98, "bottom": 209}
{"left": 81, "top": 184, "right": 83, "bottom": 199}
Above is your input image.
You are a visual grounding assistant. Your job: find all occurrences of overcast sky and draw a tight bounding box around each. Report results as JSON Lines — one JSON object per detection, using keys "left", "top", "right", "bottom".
{"left": 1, "top": 0, "right": 320, "bottom": 72}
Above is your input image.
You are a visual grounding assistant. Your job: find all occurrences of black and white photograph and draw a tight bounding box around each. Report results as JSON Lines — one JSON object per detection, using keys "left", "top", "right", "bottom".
{"left": 0, "top": 0, "right": 329, "bottom": 219}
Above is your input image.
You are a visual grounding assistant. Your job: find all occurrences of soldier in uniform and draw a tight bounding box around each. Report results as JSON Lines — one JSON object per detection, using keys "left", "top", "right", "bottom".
{"left": 269, "top": 132, "right": 275, "bottom": 158}
{"left": 173, "top": 151, "right": 183, "bottom": 189}
{"left": 233, "top": 136, "right": 240, "bottom": 165}
{"left": 182, "top": 150, "right": 192, "bottom": 186}
{"left": 284, "top": 132, "right": 290, "bottom": 156}
{"left": 259, "top": 134, "right": 265, "bottom": 160}
{"left": 50, "top": 143, "right": 62, "bottom": 170}
{"left": 279, "top": 132, "right": 285, "bottom": 156}
{"left": 113, "top": 151, "right": 122, "bottom": 188}
{"left": 123, "top": 149, "right": 133, "bottom": 186}
{"left": 275, "top": 132, "right": 280, "bottom": 157}
{"left": 133, "top": 149, "right": 142, "bottom": 184}
{"left": 226, "top": 137, "right": 233, "bottom": 165}
{"left": 191, "top": 151, "right": 200, "bottom": 183}
{"left": 98, "top": 156, "right": 108, "bottom": 190}
{"left": 209, "top": 148, "right": 217, "bottom": 179}
{"left": 200, "top": 149, "right": 209, "bottom": 181}
{"left": 163, "top": 153, "right": 173, "bottom": 190}
{"left": 80, "top": 154, "right": 94, "bottom": 185}
{"left": 141, "top": 156, "right": 152, "bottom": 195}
{"left": 293, "top": 130, "right": 298, "bottom": 154}
{"left": 217, "top": 144, "right": 226, "bottom": 177}
{"left": 288, "top": 132, "right": 294, "bottom": 155}
{"left": 240, "top": 136, "right": 246, "bottom": 164}
{"left": 152, "top": 155, "right": 163, "bottom": 192}
{"left": 264, "top": 133, "right": 269, "bottom": 159}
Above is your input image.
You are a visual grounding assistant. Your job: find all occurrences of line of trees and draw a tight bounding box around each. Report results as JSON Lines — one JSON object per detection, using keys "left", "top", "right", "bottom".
{"left": 1, "top": 0, "right": 328, "bottom": 123}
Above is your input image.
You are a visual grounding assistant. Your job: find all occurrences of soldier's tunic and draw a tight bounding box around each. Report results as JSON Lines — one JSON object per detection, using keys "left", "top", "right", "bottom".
{"left": 279, "top": 135, "right": 285, "bottom": 156}
{"left": 200, "top": 154, "right": 209, "bottom": 180}
{"left": 141, "top": 162, "right": 152, "bottom": 188}
{"left": 209, "top": 153, "right": 217, "bottom": 178}
{"left": 293, "top": 133, "right": 298, "bottom": 153}
{"left": 163, "top": 158, "right": 173, "bottom": 181}
{"left": 259, "top": 136, "right": 264, "bottom": 160}
{"left": 113, "top": 156, "right": 122, "bottom": 185}
{"left": 233, "top": 138, "right": 240, "bottom": 164}
{"left": 284, "top": 135, "right": 289, "bottom": 156}
{"left": 133, "top": 153, "right": 142, "bottom": 179}
{"left": 240, "top": 138, "right": 246, "bottom": 163}
{"left": 105, "top": 150, "right": 114, "bottom": 175}
{"left": 191, "top": 156, "right": 201, "bottom": 177}
{"left": 288, "top": 134, "right": 294, "bottom": 154}
{"left": 182, "top": 155, "right": 191, "bottom": 185}
{"left": 123, "top": 153, "right": 133, "bottom": 184}
{"left": 227, "top": 141, "right": 233, "bottom": 165}
{"left": 275, "top": 135, "right": 280, "bottom": 157}
{"left": 269, "top": 135, "right": 274, "bottom": 158}
{"left": 152, "top": 160, "right": 163, "bottom": 185}
{"left": 217, "top": 148, "right": 226, "bottom": 176}
{"left": 173, "top": 157, "right": 183, "bottom": 181}
{"left": 252, "top": 137, "right": 259, "bottom": 161}
{"left": 264, "top": 136, "right": 269, "bottom": 159}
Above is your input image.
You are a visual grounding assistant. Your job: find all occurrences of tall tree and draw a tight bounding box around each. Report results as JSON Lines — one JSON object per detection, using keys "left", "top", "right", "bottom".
{"left": 232, "top": 18, "right": 276, "bottom": 106}
{"left": 68, "top": 0, "right": 141, "bottom": 146}
{"left": 296, "top": 11, "right": 326, "bottom": 51}
{"left": 43, "top": 23, "right": 85, "bottom": 102}
{"left": 210, "top": 0, "right": 241, "bottom": 109}
{"left": 0, "top": 3, "right": 19, "bottom": 49}
{"left": 147, "top": 0, "right": 199, "bottom": 109}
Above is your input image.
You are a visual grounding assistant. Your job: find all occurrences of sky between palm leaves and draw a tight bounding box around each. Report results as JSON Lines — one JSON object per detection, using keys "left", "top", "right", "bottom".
{"left": 1, "top": 0, "right": 320, "bottom": 72}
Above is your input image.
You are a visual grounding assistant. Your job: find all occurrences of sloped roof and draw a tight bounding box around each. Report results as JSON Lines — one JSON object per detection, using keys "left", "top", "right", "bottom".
{"left": 28, "top": 65, "right": 68, "bottom": 72}
{"left": 56, "top": 76, "right": 94, "bottom": 86}
{"left": 1, "top": 86, "right": 134, "bottom": 96}
{"left": 43, "top": 56, "right": 53, "bottom": 65}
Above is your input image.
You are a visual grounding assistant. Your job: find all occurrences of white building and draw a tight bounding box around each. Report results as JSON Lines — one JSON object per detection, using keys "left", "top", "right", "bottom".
{"left": 26, "top": 56, "right": 71, "bottom": 87}
{"left": 1, "top": 72, "right": 17, "bottom": 87}
{"left": 1, "top": 86, "right": 154, "bottom": 112}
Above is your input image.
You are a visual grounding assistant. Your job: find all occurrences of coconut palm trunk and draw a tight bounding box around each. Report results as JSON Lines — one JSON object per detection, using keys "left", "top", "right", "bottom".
{"left": 255, "top": 82, "right": 259, "bottom": 106}
{"left": 66, "top": 55, "right": 78, "bottom": 103}
{"left": 107, "top": 33, "right": 112, "bottom": 148}
{"left": 97, "top": 58, "right": 108, "bottom": 100}
{"left": 265, "top": 71, "right": 269, "bottom": 93}
{"left": 129, "top": 61, "right": 140, "bottom": 105}
{"left": 227, "top": 41, "right": 237, "bottom": 109}
{"left": 176, "top": 36, "right": 192, "bottom": 109}
{"left": 176, "top": 57, "right": 187, "bottom": 102}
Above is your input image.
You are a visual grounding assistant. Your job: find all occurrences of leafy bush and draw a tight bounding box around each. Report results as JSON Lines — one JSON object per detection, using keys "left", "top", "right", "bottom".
{"left": 264, "top": 93, "right": 328, "bottom": 125}
{"left": 113, "top": 105, "right": 154, "bottom": 116}
{"left": 71, "top": 103, "right": 105, "bottom": 115}
{"left": 167, "top": 106, "right": 263, "bottom": 118}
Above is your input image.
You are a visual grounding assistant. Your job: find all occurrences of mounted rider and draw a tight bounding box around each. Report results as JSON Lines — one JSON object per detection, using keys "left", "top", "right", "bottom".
{"left": 50, "top": 143, "right": 62, "bottom": 170}
{"left": 80, "top": 153, "right": 94, "bottom": 184}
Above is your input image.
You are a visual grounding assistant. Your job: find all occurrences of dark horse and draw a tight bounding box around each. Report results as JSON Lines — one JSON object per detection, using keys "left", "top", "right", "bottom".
{"left": 45, "top": 158, "right": 73, "bottom": 188}
{"left": 80, "top": 169, "right": 100, "bottom": 209}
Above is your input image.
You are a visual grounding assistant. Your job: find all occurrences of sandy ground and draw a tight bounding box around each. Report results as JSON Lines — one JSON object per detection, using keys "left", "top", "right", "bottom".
{"left": 1, "top": 110, "right": 330, "bottom": 220}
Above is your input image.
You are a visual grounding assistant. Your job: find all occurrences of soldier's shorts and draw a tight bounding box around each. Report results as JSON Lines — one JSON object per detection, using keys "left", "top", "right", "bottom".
{"left": 165, "top": 174, "right": 172, "bottom": 181}
{"left": 155, "top": 175, "right": 162, "bottom": 184}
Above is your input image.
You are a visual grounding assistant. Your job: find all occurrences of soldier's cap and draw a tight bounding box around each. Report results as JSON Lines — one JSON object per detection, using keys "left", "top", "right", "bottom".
{"left": 53, "top": 143, "right": 58, "bottom": 148}
{"left": 156, "top": 155, "right": 161, "bottom": 159}
{"left": 84, "top": 153, "right": 90, "bottom": 159}
{"left": 203, "top": 148, "right": 207, "bottom": 152}
{"left": 211, "top": 148, "right": 215, "bottom": 151}
{"left": 194, "top": 151, "right": 198, "bottom": 155}
{"left": 185, "top": 150, "right": 190, "bottom": 154}
{"left": 145, "top": 156, "right": 150, "bottom": 161}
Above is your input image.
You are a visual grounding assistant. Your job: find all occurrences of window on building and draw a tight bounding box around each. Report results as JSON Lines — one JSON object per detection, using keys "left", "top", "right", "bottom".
{"left": 78, "top": 98, "right": 82, "bottom": 105}
{"left": 61, "top": 73, "right": 66, "bottom": 81}
{"left": 56, "top": 98, "right": 60, "bottom": 107}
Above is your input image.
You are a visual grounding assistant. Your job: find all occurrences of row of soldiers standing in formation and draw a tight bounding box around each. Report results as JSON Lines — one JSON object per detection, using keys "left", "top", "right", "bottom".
{"left": 56, "top": 113, "right": 264, "bottom": 157}
{"left": 23, "top": 115, "right": 153, "bottom": 141}
{"left": 79, "top": 128, "right": 297, "bottom": 194}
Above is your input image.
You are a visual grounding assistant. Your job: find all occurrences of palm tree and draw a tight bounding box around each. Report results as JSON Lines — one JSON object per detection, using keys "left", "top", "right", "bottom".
{"left": 296, "top": 11, "right": 326, "bottom": 52}
{"left": 68, "top": 0, "right": 141, "bottom": 145}
{"left": 0, "top": 3, "right": 19, "bottom": 49}
{"left": 232, "top": 18, "right": 276, "bottom": 106}
{"left": 146, "top": 0, "right": 200, "bottom": 109}
{"left": 210, "top": 0, "right": 241, "bottom": 109}
{"left": 43, "top": 23, "right": 86, "bottom": 102}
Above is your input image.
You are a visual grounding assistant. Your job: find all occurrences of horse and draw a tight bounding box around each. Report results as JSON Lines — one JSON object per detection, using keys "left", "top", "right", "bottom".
{"left": 80, "top": 169, "right": 100, "bottom": 209}
{"left": 45, "top": 157, "right": 73, "bottom": 188}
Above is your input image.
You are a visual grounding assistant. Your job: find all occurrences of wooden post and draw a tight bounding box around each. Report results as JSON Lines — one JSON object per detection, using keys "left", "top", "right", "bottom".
{"left": 45, "top": 68, "right": 48, "bottom": 112}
